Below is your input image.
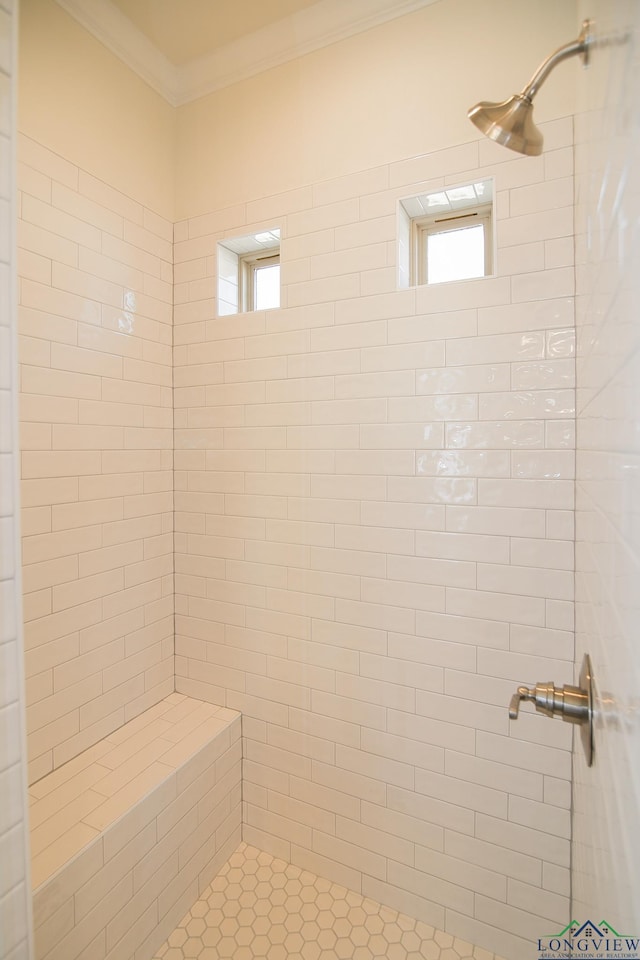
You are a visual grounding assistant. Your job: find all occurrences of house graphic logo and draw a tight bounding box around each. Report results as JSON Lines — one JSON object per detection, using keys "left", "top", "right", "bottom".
{"left": 537, "top": 920, "right": 640, "bottom": 959}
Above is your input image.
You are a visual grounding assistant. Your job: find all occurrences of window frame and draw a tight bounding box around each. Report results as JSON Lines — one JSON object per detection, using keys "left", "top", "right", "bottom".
{"left": 412, "top": 202, "right": 493, "bottom": 286}
{"left": 216, "top": 227, "right": 281, "bottom": 317}
{"left": 239, "top": 249, "right": 280, "bottom": 312}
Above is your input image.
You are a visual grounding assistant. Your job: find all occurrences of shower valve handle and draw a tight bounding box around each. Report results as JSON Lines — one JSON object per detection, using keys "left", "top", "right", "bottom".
{"left": 508, "top": 680, "right": 589, "bottom": 723}
{"left": 507, "top": 656, "right": 595, "bottom": 767}
{"left": 508, "top": 685, "right": 536, "bottom": 719}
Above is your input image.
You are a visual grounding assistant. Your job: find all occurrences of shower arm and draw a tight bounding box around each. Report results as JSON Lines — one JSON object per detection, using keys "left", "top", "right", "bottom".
{"left": 520, "top": 21, "right": 592, "bottom": 102}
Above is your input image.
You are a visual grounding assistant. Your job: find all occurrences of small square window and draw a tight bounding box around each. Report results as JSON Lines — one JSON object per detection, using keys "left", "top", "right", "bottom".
{"left": 240, "top": 251, "right": 280, "bottom": 312}
{"left": 398, "top": 179, "right": 494, "bottom": 288}
{"left": 218, "top": 229, "right": 280, "bottom": 315}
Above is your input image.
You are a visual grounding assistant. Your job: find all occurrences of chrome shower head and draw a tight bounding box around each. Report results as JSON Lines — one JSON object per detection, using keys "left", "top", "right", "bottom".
{"left": 468, "top": 94, "right": 542, "bottom": 157}
{"left": 468, "top": 19, "right": 592, "bottom": 156}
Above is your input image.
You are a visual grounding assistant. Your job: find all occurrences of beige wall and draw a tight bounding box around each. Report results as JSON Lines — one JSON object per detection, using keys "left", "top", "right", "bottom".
{"left": 175, "top": 0, "right": 578, "bottom": 219}
{"left": 19, "top": 0, "right": 175, "bottom": 221}
{"left": 17, "top": 0, "right": 579, "bottom": 223}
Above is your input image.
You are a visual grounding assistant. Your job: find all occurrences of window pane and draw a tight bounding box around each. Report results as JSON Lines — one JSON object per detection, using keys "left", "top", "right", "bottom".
{"left": 427, "top": 224, "right": 485, "bottom": 284}
{"left": 255, "top": 264, "right": 280, "bottom": 310}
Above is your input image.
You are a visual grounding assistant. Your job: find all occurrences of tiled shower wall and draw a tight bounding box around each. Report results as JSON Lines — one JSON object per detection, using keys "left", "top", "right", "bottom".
{"left": 174, "top": 118, "right": 576, "bottom": 959}
{"left": 0, "top": 0, "right": 33, "bottom": 957}
{"left": 17, "top": 137, "right": 175, "bottom": 783}
{"left": 573, "top": 0, "right": 640, "bottom": 932}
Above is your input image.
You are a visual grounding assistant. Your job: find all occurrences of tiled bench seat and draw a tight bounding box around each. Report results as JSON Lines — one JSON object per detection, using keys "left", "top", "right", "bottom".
{"left": 30, "top": 693, "right": 241, "bottom": 960}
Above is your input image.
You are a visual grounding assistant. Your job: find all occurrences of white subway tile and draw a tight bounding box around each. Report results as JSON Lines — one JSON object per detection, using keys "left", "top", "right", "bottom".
{"left": 476, "top": 813, "right": 569, "bottom": 868}
{"left": 416, "top": 689, "right": 507, "bottom": 736}
{"left": 417, "top": 362, "right": 510, "bottom": 395}
{"left": 545, "top": 419, "right": 574, "bottom": 449}
{"left": 52, "top": 183, "right": 123, "bottom": 238}
{"left": 388, "top": 476, "right": 476, "bottom": 505}
{"left": 535, "top": 595, "right": 572, "bottom": 645}
{"left": 312, "top": 757, "right": 386, "bottom": 804}
{"left": 310, "top": 243, "right": 387, "bottom": 280}
{"left": 335, "top": 289, "right": 415, "bottom": 325}
{"left": 335, "top": 370, "right": 414, "bottom": 399}
{"left": 362, "top": 341, "right": 445, "bottom": 373}
{"left": 19, "top": 135, "right": 78, "bottom": 189}
{"left": 387, "top": 782, "right": 474, "bottom": 835}
{"left": 445, "top": 752, "right": 543, "bottom": 803}
{"left": 479, "top": 389, "right": 574, "bottom": 421}
{"left": 78, "top": 172, "right": 143, "bottom": 225}
{"left": 512, "top": 267, "right": 574, "bottom": 304}
{"left": 389, "top": 395, "right": 478, "bottom": 423}
{"left": 287, "top": 199, "right": 358, "bottom": 237}
{"left": 511, "top": 451, "right": 574, "bottom": 480}
{"left": 510, "top": 178, "right": 573, "bottom": 218}
{"left": 18, "top": 162, "right": 52, "bottom": 203}
{"left": 336, "top": 598, "right": 414, "bottom": 636}
{"left": 361, "top": 576, "right": 444, "bottom": 614}
{"left": 478, "top": 478, "right": 573, "bottom": 510}
{"left": 446, "top": 587, "right": 545, "bottom": 627}
{"left": 416, "top": 277, "right": 511, "bottom": 315}
{"left": 447, "top": 331, "right": 545, "bottom": 366}
{"left": 18, "top": 220, "right": 76, "bottom": 267}
{"left": 499, "top": 207, "right": 574, "bottom": 248}
{"left": 477, "top": 732, "right": 570, "bottom": 781}
{"left": 416, "top": 530, "right": 508, "bottom": 564}
{"left": 509, "top": 624, "right": 573, "bottom": 661}
{"left": 415, "top": 844, "right": 506, "bottom": 903}
{"left": 417, "top": 450, "right": 509, "bottom": 479}
{"left": 388, "top": 554, "right": 475, "bottom": 590}
{"left": 497, "top": 241, "right": 544, "bottom": 276}
{"left": 388, "top": 310, "right": 477, "bottom": 345}
{"left": 507, "top": 878, "right": 568, "bottom": 925}
{"left": 361, "top": 500, "right": 444, "bottom": 531}
{"left": 508, "top": 795, "right": 570, "bottom": 839}
{"left": 390, "top": 143, "right": 479, "bottom": 188}
{"left": 446, "top": 504, "right": 545, "bottom": 538}
{"left": 512, "top": 359, "right": 574, "bottom": 390}
{"left": 477, "top": 562, "right": 573, "bottom": 601}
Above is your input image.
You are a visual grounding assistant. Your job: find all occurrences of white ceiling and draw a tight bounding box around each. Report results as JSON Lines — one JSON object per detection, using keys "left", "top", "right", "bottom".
{"left": 55, "top": 0, "right": 439, "bottom": 105}
{"left": 110, "top": 0, "right": 322, "bottom": 66}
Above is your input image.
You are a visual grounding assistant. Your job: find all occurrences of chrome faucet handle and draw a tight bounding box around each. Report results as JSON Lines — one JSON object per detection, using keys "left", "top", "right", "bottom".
{"left": 507, "top": 656, "right": 595, "bottom": 767}
{"left": 509, "top": 685, "right": 535, "bottom": 719}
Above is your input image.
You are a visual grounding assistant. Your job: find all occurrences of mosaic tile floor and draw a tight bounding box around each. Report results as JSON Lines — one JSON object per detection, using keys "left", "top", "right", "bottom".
{"left": 153, "top": 842, "right": 504, "bottom": 960}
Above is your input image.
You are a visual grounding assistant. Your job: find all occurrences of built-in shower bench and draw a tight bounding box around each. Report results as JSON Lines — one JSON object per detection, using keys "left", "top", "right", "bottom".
{"left": 29, "top": 693, "right": 241, "bottom": 960}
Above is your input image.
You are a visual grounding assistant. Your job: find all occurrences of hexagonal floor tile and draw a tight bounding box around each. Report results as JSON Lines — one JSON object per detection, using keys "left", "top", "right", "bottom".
{"left": 150, "top": 842, "right": 502, "bottom": 960}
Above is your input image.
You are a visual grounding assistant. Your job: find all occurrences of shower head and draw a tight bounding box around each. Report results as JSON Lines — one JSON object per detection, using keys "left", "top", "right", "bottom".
{"left": 468, "top": 19, "right": 592, "bottom": 156}
{"left": 468, "top": 94, "right": 542, "bottom": 157}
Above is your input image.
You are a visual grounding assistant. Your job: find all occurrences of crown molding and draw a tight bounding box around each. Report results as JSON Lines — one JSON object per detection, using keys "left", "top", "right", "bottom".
{"left": 55, "top": 0, "right": 180, "bottom": 104}
{"left": 55, "top": 0, "right": 439, "bottom": 107}
{"left": 175, "top": 0, "right": 440, "bottom": 105}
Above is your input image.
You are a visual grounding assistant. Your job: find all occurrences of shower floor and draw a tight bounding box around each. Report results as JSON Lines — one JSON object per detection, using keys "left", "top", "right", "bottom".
{"left": 152, "top": 842, "right": 503, "bottom": 960}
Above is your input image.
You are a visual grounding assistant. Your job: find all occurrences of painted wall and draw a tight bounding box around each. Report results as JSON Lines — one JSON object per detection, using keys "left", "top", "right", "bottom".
{"left": 573, "top": 0, "right": 640, "bottom": 933}
{"left": 0, "top": 0, "right": 34, "bottom": 958}
{"left": 18, "top": 0, "right": 175, "bottom": 221}
{"left": 175, "top": 0, "right": 577, "bottom": 219}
